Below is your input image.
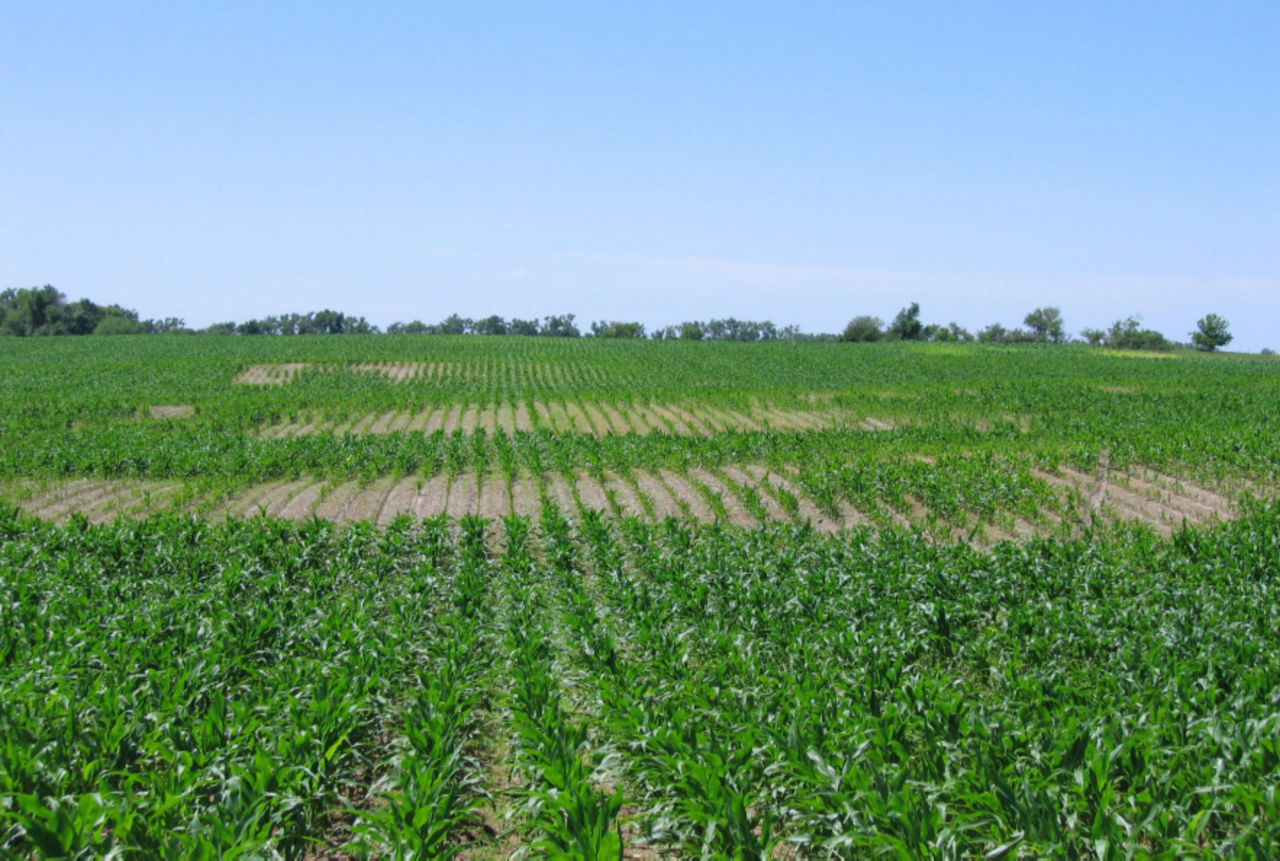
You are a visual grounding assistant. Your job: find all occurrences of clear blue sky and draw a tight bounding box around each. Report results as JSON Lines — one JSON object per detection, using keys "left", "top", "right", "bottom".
{"left": 3, "top": 2, "right": 1277, "bottom": 349}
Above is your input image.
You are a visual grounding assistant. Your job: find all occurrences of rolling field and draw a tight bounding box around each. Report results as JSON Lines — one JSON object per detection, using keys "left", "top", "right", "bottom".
{"left": 2, "top": 336, "right": 1279, "bottom": 857}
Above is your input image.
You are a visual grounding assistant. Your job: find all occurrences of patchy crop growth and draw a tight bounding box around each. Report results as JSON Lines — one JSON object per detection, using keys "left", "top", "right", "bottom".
{"left": 1, "top": 335, "right": 1279, "bottom": 855}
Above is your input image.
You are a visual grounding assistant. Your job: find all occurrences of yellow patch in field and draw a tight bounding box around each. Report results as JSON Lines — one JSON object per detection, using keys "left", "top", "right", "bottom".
{"left": 1098, "top": 349, "right": 1179, "bottom": 360}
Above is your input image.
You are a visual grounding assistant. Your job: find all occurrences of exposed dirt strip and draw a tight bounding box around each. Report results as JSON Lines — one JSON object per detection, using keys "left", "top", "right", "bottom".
{"left": 278, "top": 481, "right": 326, "bottom": 519}
{"left": 574, "top": 471, "right": 612, "bottom": 514}
{"left": 602, "top": 471, "right": 648, "bottom": 519}
{"left": 412, "top": 473, "right": 451, "bottom": 518}
{"left": 688, "top": 468, "right": 756, "bottom": 527}
{"left": 233, "top": 363, "right": 310, "bottom": 385}
{"left": 10, "top": 464, "right": 1243, "bottom": 540}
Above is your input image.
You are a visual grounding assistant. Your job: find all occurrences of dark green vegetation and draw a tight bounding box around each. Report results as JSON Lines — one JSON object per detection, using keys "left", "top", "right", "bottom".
{"left": 2, "top": 336, "right": 1279, "bottom": 856}
{"left": 2, "top": 505, "right": 1278, "bottom": 856}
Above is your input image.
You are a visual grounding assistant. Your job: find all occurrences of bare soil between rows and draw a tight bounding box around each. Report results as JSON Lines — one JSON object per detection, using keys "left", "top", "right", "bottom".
{"left": 3, "top": 465, "right": 1241, "bottom": 541}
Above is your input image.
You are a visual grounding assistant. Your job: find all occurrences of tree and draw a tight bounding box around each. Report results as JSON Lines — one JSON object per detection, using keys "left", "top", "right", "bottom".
{"left": 1024, "top": 307, "right": 1065, "bottom": 343}
{"left": 977, "top": 323, "right": 1007, "bottom": 343}
{"left": 472, "top": 315, "right": 508, "bottom": 336}
{"left": 1080, "top": 327, "right": 1106, "bottom": 346}
{"left": 590, "top": 320, "right": 646, "bottom": 338}
{"left": 678, "top": 321, "right": 704, "bottom": 341}
{"left": 1104, "top": 316, "right": 1171, "bottom": 351}
{"left": 541, "top": 314, "right": 580, "bottom": 337}
{"left": 887, "top": 303, "right": 923, "bottom": 341}
{"left": 841, "top": 315, "right": 883, "bottom": 342}
{"left": 93, "top": 315, "right": 145, "bottom": 335}
{"left": 1191, "top": 313, "right": 1232, "bottom": 352}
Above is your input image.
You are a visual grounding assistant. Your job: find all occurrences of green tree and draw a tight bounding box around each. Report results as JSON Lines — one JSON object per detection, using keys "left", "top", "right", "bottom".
{"left": 977, "top": 323, "right": 1007, "bottom": 343}
{"left": 1191, "top": 313, "right": 1232, "bottom": 352}
{"left": 1080, "top": 327, "right": 1106, "bottom": 346}
{"left": 590, "top": 320, "right": 646, "bottom": 338}
{"left": 1105, "top": 316, "right": 1171, "bottom": 351}
{"left": 1023, "top": 306, "right": 1065, "bottom": 342}
{"left": 887, "top": 302, "right": 923, "bottom": 340}
{"left": 678, "top": 321, "right": 705, "bottom": 341}
{"left": 93, "top": 315, "right": 145, "bottom": 335}
{"left": 841, "top": 315, "right": 883, "bottom": 342}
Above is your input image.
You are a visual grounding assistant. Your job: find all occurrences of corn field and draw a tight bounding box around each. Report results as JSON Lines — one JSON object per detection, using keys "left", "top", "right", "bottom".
{"left": 1, "top": 335, "right": 1278, "bottom": 857}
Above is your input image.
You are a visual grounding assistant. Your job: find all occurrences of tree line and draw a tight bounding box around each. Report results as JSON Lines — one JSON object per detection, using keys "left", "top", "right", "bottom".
{"left": 840, "top": 303, "right": 1235, "bottom": 352}
{"left": 0, "top": 285, "right": 1244, "bottom": 353}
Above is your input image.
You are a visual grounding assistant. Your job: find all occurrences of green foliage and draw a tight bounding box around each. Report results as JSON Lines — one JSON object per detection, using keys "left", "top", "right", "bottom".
{"left": 1024, "top": 306, "right": 1066, "bottom": 342}
{"left": 1192, "top": 313, "right": 1233, "bottom": 352}
{"left": 841, "top": 315, "right": 883, "bottom": 342}
{"left": 1102, "top": 316, "right": 1172, "bottom": 351}
{"left": 93, "top": 314, "right": 147, "bottom": 335}
{"left": 0, "top": 285, "right": 143, "bottom": 337}
{"left": 887, "top": 302, "right": 923, "bottom": 340}
{"left": 590, "top": 320, "right": 646, "bottom": 339}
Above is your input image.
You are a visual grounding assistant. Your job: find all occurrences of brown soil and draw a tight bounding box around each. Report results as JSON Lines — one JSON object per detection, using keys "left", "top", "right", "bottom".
{"left": 861, "top": 417, "right": 895, "bottom": 432}
{"left": 351, "top": 362, "right": 426, "bottom": 382}
{"left": 441, "top": 404, "right": 466, "bottom": 433}
{"left": 514, "top": 401, "right": 534, "bottom": 432}
{"left": 295, "top": 414, "right": 324, "bottom": 436}
{"left": 447, "top": 473, "right": 481, "bottom": 517}
{"left": 376, "top": 476, "right": 421, "bottom": 524}
{"left": 404, "top": 409, "right": 431, "bottom": 432}
{"left": 348, "top": 412, "right": 379, "bottom": 434}
{"left": 75, "top": 484, "right": 149, "bottom": 522}
{"left": 687, "top": 406, "right": 728, "bottom": 434}
{"left": 459, "top": 404, "right": 481, "bottom": 434}
{"left": 688, "top": 469, "right": 756, "bottom": 527}
{"left": 563, "top": 401, "right": 599, "bottom": 434}
{"left": 1032, "top": 460, "right": 1235, "bottom": 536}
{"left": 244, "top": 479, "right": 312, "bottom": 518}
{"left": 598, "top": 403, "right": 633, "bottom": 434}
{"left": 578, "top": 402, "right": 612, "bottom": 435}
{"left": 278, "top": 482, "right": 326, "bottom": 520}
{"left": 234, "top": 363, "right": 309, "bottom": 385}
{"left": 666, "top": 405, "right": 715, "bottom": 436}
{"left": 744, "top": 465, "right": 842, "bottom": 533}
{"left": 509, "top": 474, "right": 543, "bottom": 519}
{"left": 532, "top": 401, "right": 557, "bottom": 431}
{"left": 720, "top": 466, "right": 790, "bottom": 522}
{"left": 619, "top": 404, "right": 655, "bottom": 435}
{"left": 423, "top": 404, "right": 448, "bottom": 434}
{"left": 1126, "top": 469, "right": 1235, "bottom": 521}
{"left": 656, "top": 470, "right": 715, "bottom": 522}
{"left": 385, "top": 412, "right": 414, "bottom": 433}
{"left": 630, "top": 471, "right": 681, "bottom": 520}
{"left": 496, "top": 402, "right": 517, "bottom": 435}
{"left": 542, "top": 472, "right": 579, "bottom": 515}
{"left": 602, "top": 471, "right": 647, "bottom": 518}
{"left": 20, "top": 479, "right": 99, "bottom": 515}
{"left": 367, "top": 411, "right": 399, "bottom": 434}
{"left": 341, "top": 477, "right": 397, "bottom": 523}
{"left": 759, "top": 406, "right": 820, "bottom": 431}
{"left": 148, "top": 404, "right": 195, "bottom": 419}
{"left": 311, "top": 481, "right": 364, "bottom": 521}
{"left": 478, "top": 474, "right": 510, "bottom": 520}
{"left": 644, "top": 403, "right": 693, "bottom": 435}
{"left": 412, "top": 473, "right": 451, "bottom": 518}
{"left": 539, "top": 401, "right": 567, "bottom": 433}
{"left": 574, "top": 471, "right": 612, "bottom": 513}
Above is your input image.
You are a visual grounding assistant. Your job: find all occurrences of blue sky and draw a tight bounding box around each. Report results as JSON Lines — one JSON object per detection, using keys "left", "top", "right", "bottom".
{"left": 3, "top": 2, "right": 1277, "bottom": 348}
